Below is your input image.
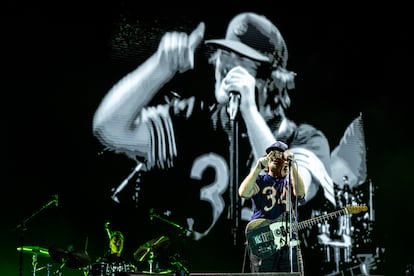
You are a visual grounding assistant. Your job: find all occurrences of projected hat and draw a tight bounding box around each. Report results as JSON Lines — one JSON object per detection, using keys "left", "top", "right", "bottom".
{"left": 266, "top": 141, "right": 288, "bottom": 154}
{"left": 205, "top": 12, "right": 288, "bottom": 68}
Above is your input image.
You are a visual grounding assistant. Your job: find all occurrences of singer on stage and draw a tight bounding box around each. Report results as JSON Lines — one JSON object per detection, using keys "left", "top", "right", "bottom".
{"left": 93, "top": 12, "right": 334, "bottom": 272}
{"left": 239, "top": 141, "right": 306, "bottom": 273}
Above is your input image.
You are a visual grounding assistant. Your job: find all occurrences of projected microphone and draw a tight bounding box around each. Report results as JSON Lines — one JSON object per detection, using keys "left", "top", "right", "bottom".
{"left": 286, "top": 154, "right": 295, "bottom": 166}
{"left": 228, "top": 91, "right": 240, "bottom": 121}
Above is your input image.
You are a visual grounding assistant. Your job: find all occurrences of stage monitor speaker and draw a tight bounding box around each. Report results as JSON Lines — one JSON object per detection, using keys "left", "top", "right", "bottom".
{"left": 129, "top": 273, "right": 300, "bottom": 276}
{"left": 128, "top": 274, "right": 176, "bottom": 276}
{"left": 189, "top": 273, "right": 301, "bottom": 276}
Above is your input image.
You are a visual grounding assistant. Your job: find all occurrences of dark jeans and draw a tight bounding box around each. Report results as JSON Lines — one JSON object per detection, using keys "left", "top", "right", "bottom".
{"left": 249, "top": 245, "right": 298, "bottom": 273}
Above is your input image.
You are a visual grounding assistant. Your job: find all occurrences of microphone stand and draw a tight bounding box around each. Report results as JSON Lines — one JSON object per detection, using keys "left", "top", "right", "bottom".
{"left": 287, "top": 159, "right": 303, "bottom": 274}
{"left": 150, "top": 212, "right": 192, "bottom": 235}
{"left": 228, "top": 100, "right": 240, "bottom": 246}
{"left": 287, "top": 159, "right": 295, "bottom": 273}
{"left": 13, "top": 196, "right": 57, "bottom": 276}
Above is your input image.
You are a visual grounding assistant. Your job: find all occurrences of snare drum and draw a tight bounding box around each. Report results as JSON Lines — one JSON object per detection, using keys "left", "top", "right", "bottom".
{"left": 110, "top": 261, "right": 136, "bottom": 274}
{"left": 89, "top": 262, "right": 111, "bottom": 276}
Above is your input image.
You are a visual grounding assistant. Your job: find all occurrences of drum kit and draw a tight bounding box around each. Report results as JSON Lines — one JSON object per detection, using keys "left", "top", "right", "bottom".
{"left": 16, "top": 205, "right": 188, "bottom": 276}
{"left": 17, "top": 236, "right": 179, "bottom": 275}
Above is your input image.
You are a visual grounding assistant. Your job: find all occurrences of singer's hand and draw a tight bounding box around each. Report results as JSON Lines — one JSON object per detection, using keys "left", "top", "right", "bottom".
{"left": 157, "top": 22, "right": 205, "bottom": 74}
{"left": 257, "top": 154, "right": 270, "bottom": 170}
{"left": 217, "top": 66, "right": 256, "bottom": 111}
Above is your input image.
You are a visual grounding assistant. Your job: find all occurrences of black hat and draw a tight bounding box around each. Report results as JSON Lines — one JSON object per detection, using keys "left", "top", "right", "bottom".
{"left": 265, "top": 141, "right": 288, "bottom": 154}
{"left": 205, "top": 12, "right": 288, "bottom": 68}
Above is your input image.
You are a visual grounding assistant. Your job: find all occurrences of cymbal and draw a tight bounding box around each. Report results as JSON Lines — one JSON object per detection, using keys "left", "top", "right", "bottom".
{"left": 48, "top": 245, "right": 91, "bottom": 269}
{"left": 17, "top": 246, "right": 50, "bottom": 258}
{"left": 134, "top": 235, "right": 170, "bottom": 262}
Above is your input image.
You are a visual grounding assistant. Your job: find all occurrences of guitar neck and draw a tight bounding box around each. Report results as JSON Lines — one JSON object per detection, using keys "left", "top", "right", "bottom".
{"left": 293, "top": 208, "right": 348, "bottom": 231}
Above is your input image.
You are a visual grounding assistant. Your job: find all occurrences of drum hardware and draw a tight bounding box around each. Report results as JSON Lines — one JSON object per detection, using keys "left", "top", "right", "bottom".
{"left": 17, "top": 245, "right": 50, "bottom": 258}
{"left": 89, "top": 261, "right": 137, "bottom": 276}
{"left": 134, "top": 235, "right": 171, "bottom": 274}
{"left": 149, "top": 209, "right": 192, "bottom": 236}
{"left": 147, "top": 209, "right": 190, "bottom": 274}
{"left": 89, "top": 262, "right": 111, "bottom": 276}
{"left": 169, "top": 253, "right": 189, "bottom": 275}
{"left": 14, "top": 195, "right": 59, "bottom": 276}
{"left": 16, "top": 245, "right": 52, "bottom": 276}
{"left": 48, "top": 244, "right": 91, "bottom": 274}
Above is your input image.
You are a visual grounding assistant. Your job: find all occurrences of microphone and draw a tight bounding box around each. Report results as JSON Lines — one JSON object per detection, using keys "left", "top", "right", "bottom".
{"left": 54, "top": 194, "right": 59, "bottom": 207}
{"left": 43, "top": 194, "right": 58, "bottom": 209}
{"left": 286, "top": 154, "right": 294, "bottom": 164}
{"left": 111, "top": 163, "right": 143, "bottom": 204}
{"left": 228, "top": 91, "right": 240, "bottom": 121}
{"left": 104, "top": 221, "right": 110, "bottom": 229}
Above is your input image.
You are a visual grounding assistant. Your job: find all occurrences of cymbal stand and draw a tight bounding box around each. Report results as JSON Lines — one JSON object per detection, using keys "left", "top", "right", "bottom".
{"left": 35, "top": 263, "right": 52, "bottom": 276}
{"left": 31, "top": 254, "right": 38, "bottom": 276}
{"left": 31, "top": 254, "right": 52, "bottom": 276}
{"left": 170, "top": 253, "right": 189, "bottom": 276}
{"left": 147, "top": 250, "right": 155, "bottom": 274}
{"left": 13, "top": 195, "right": 57, "bottom": 276}
{"left": 54, "top": 262, "right": 65, "bottom": 276}
{"left": 46, "top": 263, "right": 52, "bottom": 276}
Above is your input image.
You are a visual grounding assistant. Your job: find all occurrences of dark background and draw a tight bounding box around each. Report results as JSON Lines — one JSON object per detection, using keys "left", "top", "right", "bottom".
{"left": 4, "top": 2, "right": 412, "bottom": 275}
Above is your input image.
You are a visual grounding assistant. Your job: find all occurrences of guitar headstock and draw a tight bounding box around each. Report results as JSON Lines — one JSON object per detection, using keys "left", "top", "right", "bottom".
{"left": 345, "top": 204, "right": 368, "bottom": 214}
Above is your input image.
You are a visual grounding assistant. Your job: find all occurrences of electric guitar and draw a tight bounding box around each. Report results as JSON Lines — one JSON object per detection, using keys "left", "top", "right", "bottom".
{"left": 245, "top": 204, "right": 368, "bottom": 259}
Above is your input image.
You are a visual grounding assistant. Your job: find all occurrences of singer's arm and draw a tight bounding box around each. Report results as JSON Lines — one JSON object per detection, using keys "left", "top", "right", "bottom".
{"left": 241, "top": 105, "right": 276, "bottom": 161}
{"left": 239, "top": 156, "right": 268, "bottom": 199}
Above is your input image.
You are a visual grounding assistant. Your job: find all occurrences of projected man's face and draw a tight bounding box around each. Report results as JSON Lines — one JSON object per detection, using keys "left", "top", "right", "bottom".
{"left": 212, "top": 49, "right": 260, "bottom": 105}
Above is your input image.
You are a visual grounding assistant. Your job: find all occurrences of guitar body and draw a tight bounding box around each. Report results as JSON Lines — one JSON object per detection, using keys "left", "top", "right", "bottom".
{"left": 245, "top": 205, "right": 367, "bottom": 259}
{"left": 245, "top": 216, "right": 291, "bottom": 259}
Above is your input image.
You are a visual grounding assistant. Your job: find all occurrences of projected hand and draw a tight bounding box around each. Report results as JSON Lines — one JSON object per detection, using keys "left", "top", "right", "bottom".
{"left": 157, "top": 22, "right": 205, "bottom": 74}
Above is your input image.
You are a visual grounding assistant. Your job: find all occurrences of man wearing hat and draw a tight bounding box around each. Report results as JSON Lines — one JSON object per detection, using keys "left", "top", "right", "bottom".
{"left": 93, "top": 12, "right": 334, "bottom": 273}
{"left": 239, "top": 141, "right": 306, "bottom": 272}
